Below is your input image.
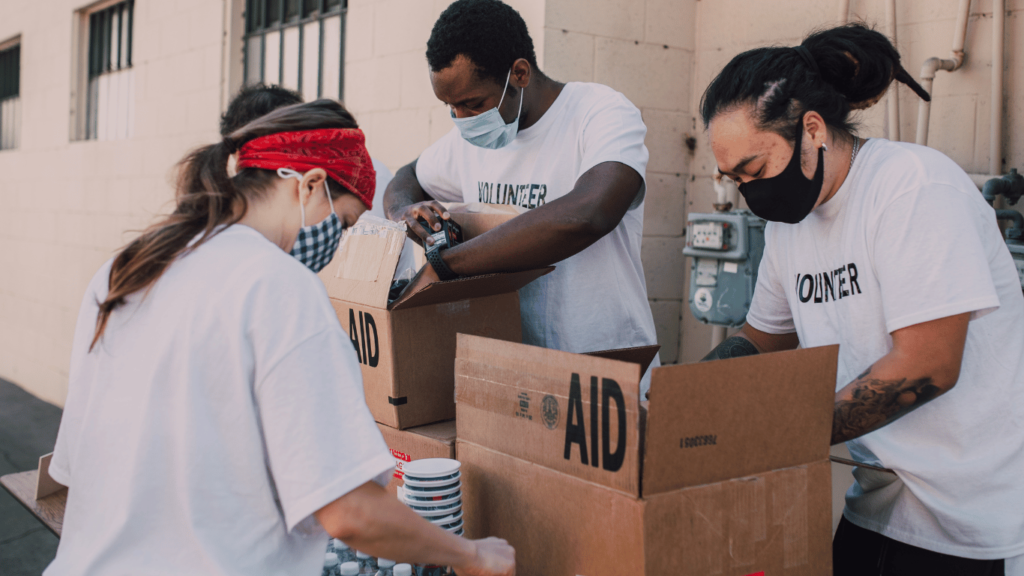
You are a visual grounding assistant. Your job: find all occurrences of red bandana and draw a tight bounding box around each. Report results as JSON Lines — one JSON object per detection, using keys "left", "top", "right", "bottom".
{"left": 236, "top": 128, "right": 376, "bottom": 209}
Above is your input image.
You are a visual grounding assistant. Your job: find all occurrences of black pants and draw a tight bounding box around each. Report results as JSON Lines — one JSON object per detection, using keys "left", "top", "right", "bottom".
{"left": 834, "top": 517, "right": 1005, "bottom": 576}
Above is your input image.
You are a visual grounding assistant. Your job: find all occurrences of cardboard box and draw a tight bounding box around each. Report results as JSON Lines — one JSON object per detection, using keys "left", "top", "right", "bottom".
{"left": 376, "top": 420, "right": 457, "bottom": 494}
{"left": 454, "top": 334, "right": 837, "bottom": 576}
{"left": 319, "top": 214, "right": 552, "bottom": 429}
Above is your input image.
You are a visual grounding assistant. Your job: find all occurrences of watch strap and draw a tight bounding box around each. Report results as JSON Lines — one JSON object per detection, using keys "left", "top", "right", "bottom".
{"left": 426, "top": 247, "right": 459, "bottom": 281}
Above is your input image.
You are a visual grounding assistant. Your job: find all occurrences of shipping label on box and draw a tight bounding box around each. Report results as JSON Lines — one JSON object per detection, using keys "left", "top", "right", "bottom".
{"left": 376, "top": 420, "right": 456, "bottom": 494}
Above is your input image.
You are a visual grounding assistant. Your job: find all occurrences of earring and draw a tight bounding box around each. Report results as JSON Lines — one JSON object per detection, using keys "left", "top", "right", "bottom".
{"left": 821, "top": 143, "right": 828, "bottom": 152}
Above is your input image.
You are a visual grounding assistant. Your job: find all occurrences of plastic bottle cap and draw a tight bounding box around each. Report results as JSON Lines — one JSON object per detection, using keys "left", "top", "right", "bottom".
{"left": 356, "top": 551, "right": 372, "bottom": 559}
{"left": 324, "top": 552, "right": 340, "bottom": 567}
{"left": 394, "top": 564, "right": 413, "bottom": 576}
{"left": 333, "top": 539, "right": 350, "bottom": 550}
{"left": 377, "top": 558, "right": 396, "bottom": 568}
{"left": 339, "top": 562, "right": 360, "bottom": 576}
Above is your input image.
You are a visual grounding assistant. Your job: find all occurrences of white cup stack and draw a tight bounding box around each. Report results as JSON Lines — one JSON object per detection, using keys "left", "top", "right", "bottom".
{"left": 399, "top": 458, "right": 464, "bottom": 537}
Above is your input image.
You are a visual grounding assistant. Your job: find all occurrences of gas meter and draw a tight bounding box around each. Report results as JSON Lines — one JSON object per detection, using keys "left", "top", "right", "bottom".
{"left": 683, "top": 211, "right": 766, "bottom": 327}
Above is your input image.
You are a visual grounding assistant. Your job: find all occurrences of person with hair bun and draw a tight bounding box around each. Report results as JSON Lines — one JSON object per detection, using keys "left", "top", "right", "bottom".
{"left": 700, "top": 24, "right": 1022, "bottom": 574}
{"left": 44, "top": 100, "right": 515, "bottom": 576}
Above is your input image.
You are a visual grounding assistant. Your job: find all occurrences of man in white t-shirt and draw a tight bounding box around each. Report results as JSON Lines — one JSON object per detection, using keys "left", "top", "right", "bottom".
{"left": 383, "top": 0, "right": 660, "bottom": 391}
{"left": 701, "top": 26, "right": 1024, "bottom": 575}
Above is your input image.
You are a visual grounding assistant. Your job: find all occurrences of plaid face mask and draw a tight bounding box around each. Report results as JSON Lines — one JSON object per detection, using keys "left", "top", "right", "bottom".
{"left": 279, "top": 168, "right": 345, "bottom": 273}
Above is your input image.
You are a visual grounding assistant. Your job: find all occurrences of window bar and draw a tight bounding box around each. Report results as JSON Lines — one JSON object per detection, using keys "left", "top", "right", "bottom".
{"left": 297, "top": 24, "right": 303, "bottom": 95}
{"left": 259, "top": 33, "right": 266, "bottom": 84}
{"left": 317, "top": 6, "right": 324, "bottom": 98}
{"left": 338, "top": 9, "right": 345, "bottom": 100}
{"left": 126, "top": 0, "right": 134, "bottom": 67}
{"left": 278, "top": 0, "right": 285, "bottom": 84}
{"left": 115, "top": 4, "right": 123, "bottom": 70}
{"left": 101, "top": 7, "right": 112, "bottom": 73}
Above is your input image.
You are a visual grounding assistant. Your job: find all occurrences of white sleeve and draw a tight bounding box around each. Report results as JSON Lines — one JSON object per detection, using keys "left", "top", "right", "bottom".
{"left": 871, "top": 184, "right": 1001, "bottom": 333}
{"left": 745, "top": 228, "right": 796, "bottom": 334}
{"left": 249, "top": 270, "right": 393, "bottom": 533}
{"left": 414, "top": 129, "right": 464, "bottom": 203}
{"left": 50, "top": 259, "right": 114, "bottom": 486}
{"left": 578, "top": 92, "right": 650, "bottom": 208}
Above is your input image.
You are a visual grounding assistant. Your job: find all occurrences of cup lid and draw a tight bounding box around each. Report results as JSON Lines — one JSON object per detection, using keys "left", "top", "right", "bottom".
{"left": 427, "top": 510, "right": 464, "bottom": 526}
{"left": 403, "top": 488, "right": 461, "bottom": 503}
{"left": 402, "top": 481, "right": 462, "bottom": 496}
{"left": 401, "top": 472, "right": 462, "bottom": 488}
{"left": 402, "top": 458, "right": 461, "bottom": 478}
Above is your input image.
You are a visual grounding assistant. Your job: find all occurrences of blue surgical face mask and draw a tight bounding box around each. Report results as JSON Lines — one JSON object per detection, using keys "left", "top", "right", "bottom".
{"left": 278, "top": 168, "right": 344, "bottom": 273}
{"left": 451, "top": 69, "right": 523, "bottom": 149}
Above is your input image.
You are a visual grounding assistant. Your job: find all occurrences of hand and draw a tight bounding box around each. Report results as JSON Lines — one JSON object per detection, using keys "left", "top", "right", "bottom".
{"left": 390, "top": 200, "right": 450, "bottom": 246}
{"left": 453, "top": 537, "right": 515, "bottom": 576}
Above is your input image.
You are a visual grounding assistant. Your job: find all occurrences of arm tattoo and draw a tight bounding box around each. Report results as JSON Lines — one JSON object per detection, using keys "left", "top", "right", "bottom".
{"left": 702, "top": 336, "right": 759, "bottom": 362}
{"left": 831, "top": 365, "right": 942, "bottom": 444}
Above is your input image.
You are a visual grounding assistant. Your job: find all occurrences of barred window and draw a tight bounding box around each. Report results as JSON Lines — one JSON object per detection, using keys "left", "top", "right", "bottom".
{"left": 243, "top": 0, "right": 347, "bottom": 100}
{"left": 0, "top": 40, "right": 20, "bottom": 151}
{"left": 82, "top": 0, "right": 134, "bottom": 141}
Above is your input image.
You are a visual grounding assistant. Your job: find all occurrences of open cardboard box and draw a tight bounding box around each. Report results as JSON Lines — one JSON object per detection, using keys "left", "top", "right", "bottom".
{"left": 318, "top": 213, "right": 552, "bottom": 429}
{"left": 455, "top": 334, "right": 837, "bottom": 576}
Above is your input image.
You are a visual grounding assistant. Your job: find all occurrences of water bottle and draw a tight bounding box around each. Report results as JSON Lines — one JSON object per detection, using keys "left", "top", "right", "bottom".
{"left": 356, "top": 551, "right": 378, "bottom": 575}
{"left": 375, "top": 558, "right": 396, "bottom": 576}
{"left": 322, "top": 552, "right": 341, "bottom": 576}
{"left": 340, "top": 562, "right": 360, "bottom": 576}
{"left": 393, "top": 565, "right": 413, "bottom": 576}
{"left": 334, "top": 539, "right": 356, "bottom": 564}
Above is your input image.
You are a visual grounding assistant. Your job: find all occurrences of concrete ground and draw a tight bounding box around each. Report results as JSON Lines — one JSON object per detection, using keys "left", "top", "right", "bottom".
{"left": 0, "top": 377, "right": 62, "bottom": 576}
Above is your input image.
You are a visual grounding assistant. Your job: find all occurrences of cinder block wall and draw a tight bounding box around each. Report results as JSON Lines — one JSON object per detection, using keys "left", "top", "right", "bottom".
{"left": 0, "top": 0, "right": 228, "bottom": 406}
{"left": 1, "top": 0, "right": 1022, "bottom": 406}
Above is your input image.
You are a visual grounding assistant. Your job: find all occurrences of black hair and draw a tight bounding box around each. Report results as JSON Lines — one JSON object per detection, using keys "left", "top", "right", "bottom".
{"left": 220, "top": 83, "right": 304, "bottom": 137}
{"left": 699, "top": 23, "right": 930, "bottom": 141}
{"left": 426, "top": 0, "right": 539, "bottom": 89}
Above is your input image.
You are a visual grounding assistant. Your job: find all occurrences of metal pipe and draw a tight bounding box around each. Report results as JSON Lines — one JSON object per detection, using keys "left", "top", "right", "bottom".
{"left": 990, "top": 0, "right": 1004, "bottom": 175}
{"left": 886, "top": 0, "right": 900, "bottom": 141}
{"left": 711, "top": 326, "right": 728, "bottom": 350}
{"left": 838, "top": 0, "right": 850, "bottom": 22}
{"left": 915, "top": 0, "right": 971, "bottom": 146}
{"left": 969, "top": 173, "right": 1004, "bottom": 188}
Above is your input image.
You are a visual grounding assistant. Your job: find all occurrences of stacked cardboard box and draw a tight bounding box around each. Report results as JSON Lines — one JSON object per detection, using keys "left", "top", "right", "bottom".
{"left": 454, "top": 334, "right": 838, "bottom": 576}
{"left": 318, "top": 210, "right": 550, "bottom": 429}
{"left": 375, "top": 420, "right": 457, "bottom": 494}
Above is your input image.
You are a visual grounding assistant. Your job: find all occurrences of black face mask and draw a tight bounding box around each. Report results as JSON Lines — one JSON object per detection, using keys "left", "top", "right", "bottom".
{"left": 737, "top": 119, "right": 824, "bottom": 224}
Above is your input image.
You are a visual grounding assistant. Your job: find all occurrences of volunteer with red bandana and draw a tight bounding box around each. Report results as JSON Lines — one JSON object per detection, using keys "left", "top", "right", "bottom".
{"left": 384, "top": 0, "right": 661, "bottom": 394}
{"left": 45, "top": 100, "right": 515, "bottom": 576}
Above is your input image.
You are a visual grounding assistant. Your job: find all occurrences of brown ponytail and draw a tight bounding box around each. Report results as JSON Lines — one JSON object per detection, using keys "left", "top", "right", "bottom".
{"left": 90, "top": 99, "right": 359, "bottom": 351}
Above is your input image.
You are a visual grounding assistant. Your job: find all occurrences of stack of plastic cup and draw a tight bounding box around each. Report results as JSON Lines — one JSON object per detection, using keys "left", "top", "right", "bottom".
{"left": 400, "top": 458, "right": 464, "bottom": 537}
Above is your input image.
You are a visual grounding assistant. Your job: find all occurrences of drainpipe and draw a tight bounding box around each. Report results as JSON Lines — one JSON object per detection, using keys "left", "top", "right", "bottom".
{"left": 990, "top": 0, "right": 1004, "bottom": 176}
{"left": 709, "top": 171, "right": 740, "bottom": 350}
{"left": 915, "top": 0, "right": 971, "bottom": 146}
{"left": 838, "top": 0, "right": 850, "bottom": 22}
{"left": 886, "top": 0, "right": 900, "bottom": 141}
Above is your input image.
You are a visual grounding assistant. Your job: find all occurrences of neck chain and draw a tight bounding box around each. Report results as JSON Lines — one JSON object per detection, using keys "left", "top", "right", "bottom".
{"left": 850, "top": 137, "right": 861, "bottom": 168}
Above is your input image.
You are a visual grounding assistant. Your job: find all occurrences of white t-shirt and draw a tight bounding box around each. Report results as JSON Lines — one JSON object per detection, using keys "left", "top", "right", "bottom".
{"left": 416, "top": 82, "right": 660, "bottom": 392}
{"left": 46, "top": 225, "right": 394, "bottom": 576}
{"left": 747, "top": 139, "right": 1024, "bottom": 559}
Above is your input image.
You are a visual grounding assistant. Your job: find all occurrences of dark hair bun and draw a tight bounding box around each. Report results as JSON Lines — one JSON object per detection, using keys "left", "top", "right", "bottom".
{"left": 803, "top": 24, "right": 930, "bottom": 107}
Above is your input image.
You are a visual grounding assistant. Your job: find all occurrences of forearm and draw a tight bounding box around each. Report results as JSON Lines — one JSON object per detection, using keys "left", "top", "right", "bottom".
{"left": 442, "top": 204, "right": 606, "bottom": 275}
{"left": 317, "top": 482, "right": 475, "bottom": 568}
{"left": 831, "top": 354, "right": 951, "bottom": 445}
{"left": 442, "top": 161, "right": 641, "bottom": 276}
{"left": 383, "top": 160, "right": 428, "bottom": 221}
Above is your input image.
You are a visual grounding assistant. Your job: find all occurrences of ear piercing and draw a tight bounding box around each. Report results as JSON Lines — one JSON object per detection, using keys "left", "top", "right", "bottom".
{"left": 821, "top": 143, "right": 828, "bottom": 151}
